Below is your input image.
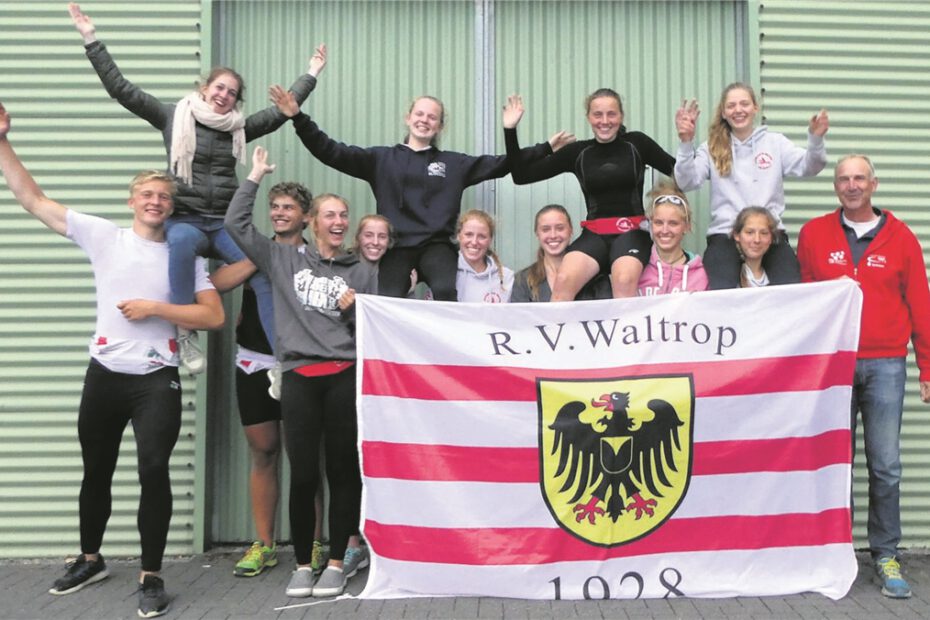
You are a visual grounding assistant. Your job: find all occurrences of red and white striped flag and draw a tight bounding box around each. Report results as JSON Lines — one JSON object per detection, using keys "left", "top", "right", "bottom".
{"left": 355, "top": 280, "right": 861, "bottom": 600}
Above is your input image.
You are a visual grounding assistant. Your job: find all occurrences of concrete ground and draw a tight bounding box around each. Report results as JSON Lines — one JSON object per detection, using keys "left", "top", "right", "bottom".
{"left": 2, "top": 549, "right": 930, "bottom": 619}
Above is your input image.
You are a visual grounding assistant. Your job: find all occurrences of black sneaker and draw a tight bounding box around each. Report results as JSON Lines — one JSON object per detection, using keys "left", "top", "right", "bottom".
{"left": 48, "top": 554, "right": 109, "bottom": 595}
{"left": 137, "top": 575, "right": 170, "bottom": 618}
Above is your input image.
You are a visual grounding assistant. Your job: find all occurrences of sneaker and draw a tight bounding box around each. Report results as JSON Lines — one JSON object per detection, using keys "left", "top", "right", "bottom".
{"left": 137, "top": 574, "right": 169, "bottom": 618}
{"left": 312, "top": 565, "right": 346, "bottom": 597}
{"left": 267, "top": 363, "right": 282, "bottom": 400}
{"left": 310, "top": 540, "right": 329, "bottom": 574}
{"left": 48, "top": 554, "right": 109, "bottom": 595}
{"left": 177, "top": 328, "right": 206, "bottom": 375}
{"left": 285, "top": 567, "right": 315, "bottom": 597}
{"left": 343, "top": 545, "right": 370, "bottom": 578}
{"left": 234, "top": 540, "right": 278, "bottom": 577}
{"left": 875, "top": 556, "right": 912, "bottom": 598}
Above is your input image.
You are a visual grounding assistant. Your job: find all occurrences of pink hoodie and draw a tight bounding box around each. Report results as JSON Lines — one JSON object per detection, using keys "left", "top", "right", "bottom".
{"left": 637, "top": 246, "right": 709, "bottom": 296}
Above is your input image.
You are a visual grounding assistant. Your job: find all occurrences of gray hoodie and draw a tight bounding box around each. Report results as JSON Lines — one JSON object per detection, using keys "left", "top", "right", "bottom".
{"left": 675, "top": 125, "right": 826, "bottom": 235}
{"left": 225, "top": 180, "right": 377, "bottom": 369}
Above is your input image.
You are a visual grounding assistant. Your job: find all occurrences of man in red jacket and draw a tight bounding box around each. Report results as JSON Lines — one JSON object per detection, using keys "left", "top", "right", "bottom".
{"left": 798, "top": 154, "right": 930, "bottom": 599}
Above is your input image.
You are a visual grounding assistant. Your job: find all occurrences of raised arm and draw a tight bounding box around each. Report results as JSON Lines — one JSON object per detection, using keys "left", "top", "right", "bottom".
{"left": 0, "top": 103, "right": 68, "bottom": 235}
{"left": 244, "top": 44, "right": 326, "bottom": 141}
{"left": 501, "top": 95, "right": 573, "bottom": 185}
{"left": 780, "top": 109, "right": 828, "bottom": 178}
{"left": 673, "top": 99, "right": 711, "bottom": 191}
{"left": 270, "top": 85, "right": 376, "bottom": 180}
{"left": 71, "top": 3, "right": 170, "bottom": 129}
{"left": 224, "top": 147, "right": 278, "bottom": 272}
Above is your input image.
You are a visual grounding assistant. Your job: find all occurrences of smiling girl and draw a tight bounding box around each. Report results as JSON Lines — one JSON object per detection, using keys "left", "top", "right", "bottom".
{"left": 732, "top": 207, "right": 778, "bottom": 288}
{"left": 637, "top": 183, "right": 708, "bottom": 296}
{"left": 455, "top": 210, "right": 513, "bottom": 303}
{"left": 675, "top": 82, "right": 828, "bottom": 289}
{"left": 504, "top": 90, "right": 675, "bottom": 301}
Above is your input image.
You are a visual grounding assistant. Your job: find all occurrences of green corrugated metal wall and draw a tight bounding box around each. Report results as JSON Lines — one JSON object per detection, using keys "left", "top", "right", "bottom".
{"left": 0, "top": 0, "right": 207, "bottom": 557}
{"left": 753, "top": 0, "right": 930, "bottom": 547}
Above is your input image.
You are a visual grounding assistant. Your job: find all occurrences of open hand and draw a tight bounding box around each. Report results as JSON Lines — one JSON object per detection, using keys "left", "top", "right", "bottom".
{"left": 502, "top": 94, "right": 525, "bottom": 129}
{"left": 308, "top": 43, "right": 327, "bottom": 78}
{"left": 68, "top": 3, "right": 97, "bottom": 43}
{"left": 269, "top": 84, "right": 300, "bottom": 118}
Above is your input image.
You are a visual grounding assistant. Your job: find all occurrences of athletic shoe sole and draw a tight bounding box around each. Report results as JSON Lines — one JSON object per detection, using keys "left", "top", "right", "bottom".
{"left": 48, "top": 568, "right": 110, "bottom": 595}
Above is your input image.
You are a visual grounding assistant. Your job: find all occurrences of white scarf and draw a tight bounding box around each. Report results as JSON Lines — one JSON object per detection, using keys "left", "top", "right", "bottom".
{"left": 170, "top": 92, "right": 246, "bottom": 185}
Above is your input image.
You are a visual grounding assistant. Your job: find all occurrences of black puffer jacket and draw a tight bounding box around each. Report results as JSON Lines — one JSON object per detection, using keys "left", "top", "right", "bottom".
{"left": 85, "top": 41, "right": 316, "bottom": 218}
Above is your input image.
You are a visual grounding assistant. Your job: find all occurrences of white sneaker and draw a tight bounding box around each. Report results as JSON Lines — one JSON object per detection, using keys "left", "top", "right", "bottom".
{"left": 267, "top": 363, "right": 282, "bottom": 401}
{"left": 285, "top": 567, "right": 315, "bottom": 597}
{"left": 177, "top": 328, "right": 205, "bottom": 375}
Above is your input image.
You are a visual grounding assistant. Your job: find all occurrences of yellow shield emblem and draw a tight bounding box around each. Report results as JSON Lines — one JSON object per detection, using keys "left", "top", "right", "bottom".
{"left": 537, "top": 375, "right": 694, "bottom": 546}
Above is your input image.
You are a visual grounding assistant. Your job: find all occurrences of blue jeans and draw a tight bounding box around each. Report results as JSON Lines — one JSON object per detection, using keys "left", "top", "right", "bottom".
{"left": 165, "top": 214, "right": 276, "bottom": 349}
{"left": 850, "top": 357, "right": 906, "bottom": 559}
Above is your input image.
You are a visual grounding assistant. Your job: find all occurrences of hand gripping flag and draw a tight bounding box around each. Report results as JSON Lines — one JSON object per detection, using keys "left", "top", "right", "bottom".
{"left": 355, "top": 280, "right": 861, "bottom": 600}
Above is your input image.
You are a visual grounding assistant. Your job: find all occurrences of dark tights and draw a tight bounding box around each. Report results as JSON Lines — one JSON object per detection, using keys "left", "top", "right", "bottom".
{"left": 280, "top": 367, "right": 361, "bottom": 565}
{"left": 78, "top": 360, "right": 181, "bottom": 572}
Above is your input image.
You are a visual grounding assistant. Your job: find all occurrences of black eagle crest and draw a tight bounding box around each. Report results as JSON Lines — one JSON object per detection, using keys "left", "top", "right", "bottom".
{"left": 549, "top": 391, "right": 684, "bottom": 524}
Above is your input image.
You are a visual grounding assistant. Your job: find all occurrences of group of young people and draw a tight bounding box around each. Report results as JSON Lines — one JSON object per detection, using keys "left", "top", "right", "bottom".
{"left": 0, "top": 3, "right": 869, "bottom": 617}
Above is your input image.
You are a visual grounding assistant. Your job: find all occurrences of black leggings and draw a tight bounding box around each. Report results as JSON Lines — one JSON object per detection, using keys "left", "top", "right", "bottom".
{"left": 77, "top": 360, "right": 182, "bottom": 572}
{"left": 704, "top": 232, "right": 800, "bottom": 289}
{"left": 378, "top": 241, "right": 458, "bottom": 300}
{"left": 280, "top": 367, "right": 361, "bottom": 565}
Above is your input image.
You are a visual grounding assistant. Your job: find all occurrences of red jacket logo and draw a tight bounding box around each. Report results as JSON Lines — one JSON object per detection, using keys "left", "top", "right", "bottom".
{"left": 755, "top": 152, "right": 773, "bottom": 170}
{"left": 827, "top": 250, "right": 847, "bottom": 266}
{"left": 866, "top": 254, "right": 887, "bottom": 269}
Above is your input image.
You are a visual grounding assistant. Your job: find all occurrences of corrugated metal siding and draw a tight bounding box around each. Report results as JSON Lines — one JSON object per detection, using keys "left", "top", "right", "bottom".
{"left": 494, "top": 0, "right": 744, "bottom": 269}
{"left": 756, "top": 0, "right": 930, "bottom": 547}
{"left": 210, "top": 0, "right": 478, "bottom": 543}
{"left": 0, "top": 1, "right": 205, "bottom": 557}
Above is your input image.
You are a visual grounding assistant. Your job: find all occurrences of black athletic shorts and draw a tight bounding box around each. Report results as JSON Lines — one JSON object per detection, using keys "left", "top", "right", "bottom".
{"left": 235, "top": 367, "right": 281, "bottom": 426}
{"left": 567, "top": 228, "right": 652, "bottom": 271}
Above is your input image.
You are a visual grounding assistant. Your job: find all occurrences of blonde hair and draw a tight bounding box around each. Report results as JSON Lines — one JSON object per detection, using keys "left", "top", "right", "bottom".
{"left": 129, "top": 170, "right": 176, "bottom": 196}
{"left": 404, "top": 95, "right": 446, "bottom": 147}
{"left": 456, "top": 209, "right": 506, "bottom": 291}
{"left": 646, "top": 179, "right": 692, "bottom": 228}
{"left": 352, "top": 214, "right": 395, "bottom": 256}
{"left": 526, "top": 205, "right": 572, "bottom": 302}
{"left": 308, "top": 193, "right": 350, "bottom": 252}
{"left": 708, "top": 82, "right": 758, "bottom": 177}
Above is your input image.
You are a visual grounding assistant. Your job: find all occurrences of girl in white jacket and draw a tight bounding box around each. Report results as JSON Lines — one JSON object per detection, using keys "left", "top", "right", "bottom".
{"left": 674, "top": 83, "right": 828, "bottom": 289}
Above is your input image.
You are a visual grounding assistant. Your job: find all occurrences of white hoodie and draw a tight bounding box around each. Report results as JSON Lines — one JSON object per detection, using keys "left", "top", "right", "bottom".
{"left": 675, "top": 126, "right": 826, "bottom": 235}
{"left": 456, "top": 252, "right": 514, "bottom": 303}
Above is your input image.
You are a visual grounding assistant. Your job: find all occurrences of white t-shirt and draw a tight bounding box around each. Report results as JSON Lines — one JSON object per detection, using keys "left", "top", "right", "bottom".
{"left": 66, "top": 210, "right": 214, "bottom": 374}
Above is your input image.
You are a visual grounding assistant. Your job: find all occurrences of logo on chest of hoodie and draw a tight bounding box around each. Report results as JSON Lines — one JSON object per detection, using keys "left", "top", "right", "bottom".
{"left": 866, "top": 254, "right": 887, "bottom": 269}
{"left": 427, "top": 162, "right": 447, "bottom": 178}
{"left": 293, "top": 269, "right": 349, "bottom": 316}
{"left": 755, "top": 152, "right": 773, "bottom": 170}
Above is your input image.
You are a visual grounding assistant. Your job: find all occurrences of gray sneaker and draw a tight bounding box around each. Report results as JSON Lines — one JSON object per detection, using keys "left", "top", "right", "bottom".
{"left": 312, "top": 566, "right": 346, "bottom": 597}
{"left": 137, "top": 574, "right": 169, "bottom": 618}
{"left": 177, "top": 329, "right": 205, "bottom": 374}
{"left": 285, "top": 568, "right": 315, "bottom": 597}
{"left": 343, "top": 545, "right": 370, "bottom": 578}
